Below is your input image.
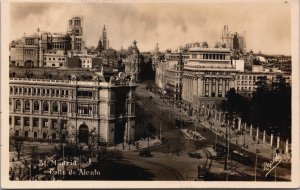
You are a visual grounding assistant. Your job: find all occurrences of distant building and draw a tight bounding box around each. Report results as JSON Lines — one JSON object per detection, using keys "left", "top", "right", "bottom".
{"left": 221, "top": 25, "right": 246, "bottom": 53}
{"left": 97, "top": 25, "right": 110, "bottom": 52}
{"left": 9, "top": 16, "right": 86, "bottom": 68}
{"left": 182, "top": 47, "right": 237, "bottom": 109}
{"left": 124, "top": 41, "right": 140, "bottom": 81}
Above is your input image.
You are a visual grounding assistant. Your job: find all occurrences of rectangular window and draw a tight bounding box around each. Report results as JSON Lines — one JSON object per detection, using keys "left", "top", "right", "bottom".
{"left": 24, "top": 117, "right": 30, "bottom": 126}
{"left": 191, "top": 54, "right": 197, "bottom": 59}
{"left": 15, "top": 117, "right": 21, "bottom": 125}
{"left": 43, "top": 119, "right": 48, "bottom": 128}
{"left": 77, "top": 91, "right": 93, "bottom": 98}
{"left": 33, "top": 118, "right": 39, "bottom": 127}
{"left": 211, "top": 79, "right": 216, "bottom": 97}
{"left": 9, "top": 117, "right": 12, "bottom": 125}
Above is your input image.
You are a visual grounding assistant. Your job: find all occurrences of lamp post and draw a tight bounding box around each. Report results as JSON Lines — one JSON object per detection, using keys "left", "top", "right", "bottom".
{"left": 254, "top": 148, "right": 259, "bottom": 181}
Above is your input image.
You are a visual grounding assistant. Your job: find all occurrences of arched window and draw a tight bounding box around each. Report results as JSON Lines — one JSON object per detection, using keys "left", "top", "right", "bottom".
{"left": 24, "top": 100, "right": 30, "bottom": 111}
{"left": 52, "top": 102, "right": 58, "bottom": 112}
{"left": 15, "top": 100, "right": 21, "bottom": 110}
{"left": 33, "top": 101, "right": 39, "bottom": 111}
{"left": 43, "top": 101, "right": 49, "bottom": 112}
{"left": 62, "top": 102, "right": 68, "bottom": 113}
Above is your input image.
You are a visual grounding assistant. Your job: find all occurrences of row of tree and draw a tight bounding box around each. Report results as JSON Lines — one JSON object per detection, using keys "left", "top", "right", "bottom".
{"left": 221, "top": 75, "right": 291, "bottom": 140}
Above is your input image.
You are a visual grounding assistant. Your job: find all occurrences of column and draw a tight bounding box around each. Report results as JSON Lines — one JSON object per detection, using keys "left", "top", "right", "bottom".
{"left": 222, "top": 80, "right": 226, "bottom": 97}
{"left": 256, "top": 127, "right": 259, "bottom": 141}
{"left": 215, "top": 78, "right": 219, "bottom": 97}
{"left": 250, "top": 124, "right": 253, "bottom": 136}
{"left": 238, "top": 117, "right": 241, "bottom": 131}
{"left": 39, "top": 100, "right": 42, "bottom": 115}
{"left": 276, "top": 136, "right": 280, "bottom": 149}
{"left": 270, "top": 134, "right": 273, "bottom": 146}
{"left": 29, "top": 116, "right": 33, "bottom": 137}
{"left": 12, "top": 116, "right": 15, "bottom": 131}
{"left": 263, "top": 130, "right": 266, "bottom": 143}
{"left": 208, "top": 79, "right": 212, "bottom": 97}
{"left": 285, "top": 139, "right": 289, "bottom": 154}
{"left": 12, "top": 98, "right": 15, "bottom": 113}
{"left": 198, "top": 77, "right": 202, "bottom": 97}
{"left": 193, "top": 77, "right": 198, "bottom": 99}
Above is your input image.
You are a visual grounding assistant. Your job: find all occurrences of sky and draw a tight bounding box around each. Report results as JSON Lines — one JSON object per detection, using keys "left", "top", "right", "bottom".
{"left": 9, "top": 2, "right": 291, "bottom": 55}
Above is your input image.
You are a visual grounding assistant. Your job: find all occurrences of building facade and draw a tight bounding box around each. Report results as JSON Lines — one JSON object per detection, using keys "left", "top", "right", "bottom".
{"left": 9, "top": 17, "right": 85, "bottom": 68}
{"left": 182, "top": 47, "right": 237, "bottom": 109}
{"left": 9, "top": 70, "right": 137, "bottom": 145}
{"left": 221, "top": 25, "right": 246, "bottom": 53}
{"left": 124, "top": 41, "right": 140, "bottom": 81}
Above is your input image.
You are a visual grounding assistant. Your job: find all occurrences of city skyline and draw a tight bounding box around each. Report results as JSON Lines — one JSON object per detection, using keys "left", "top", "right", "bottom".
{"left": 10, "top": 2, "right": 291, "bottom": 55}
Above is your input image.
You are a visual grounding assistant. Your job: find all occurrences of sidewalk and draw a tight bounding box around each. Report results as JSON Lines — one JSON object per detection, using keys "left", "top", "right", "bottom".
{"left": 198, "top": 118, "right": 291, "bottom": 163}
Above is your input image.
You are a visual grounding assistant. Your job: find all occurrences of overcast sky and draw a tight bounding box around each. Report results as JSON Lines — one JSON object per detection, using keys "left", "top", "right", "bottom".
{"left": 9, "top": 2, "right": 291, "bottom": 55}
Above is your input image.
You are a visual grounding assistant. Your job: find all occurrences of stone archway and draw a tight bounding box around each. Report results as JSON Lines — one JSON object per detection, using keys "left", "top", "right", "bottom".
{"left": 24, "top": 60, "right": 34, "bottom": 68}
{"left": 78, "top": 122, "right": 89, "bottom": 143}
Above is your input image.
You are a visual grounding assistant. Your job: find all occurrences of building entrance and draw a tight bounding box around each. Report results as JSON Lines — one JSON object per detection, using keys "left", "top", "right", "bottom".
{"left": 78, "top": 122, "right": 89, "bottom": 143}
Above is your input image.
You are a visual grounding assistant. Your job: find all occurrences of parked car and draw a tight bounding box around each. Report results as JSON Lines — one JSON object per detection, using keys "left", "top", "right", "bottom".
{"left": 139, "top": 150, "right": 152, "bottom": 157}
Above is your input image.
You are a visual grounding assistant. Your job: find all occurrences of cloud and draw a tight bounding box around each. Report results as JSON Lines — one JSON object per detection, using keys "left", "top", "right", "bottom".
{"left": 9, "top": 2, "right": 291, "bottom": 55}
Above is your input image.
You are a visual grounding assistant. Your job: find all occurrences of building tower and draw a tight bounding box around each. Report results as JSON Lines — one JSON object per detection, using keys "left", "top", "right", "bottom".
{"left": 102, "top": 25, "right": 109, "bottom": 50}
{"left": 67, "top": 17, "right": 85, "bottom": 54}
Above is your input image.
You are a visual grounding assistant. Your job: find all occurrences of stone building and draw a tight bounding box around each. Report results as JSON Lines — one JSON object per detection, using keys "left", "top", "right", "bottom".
{"left": 9, "top": 17, "right": 85, "bottom": 68}
{"left": 221, "top": 25, "right": 246, "bottom": 53}
{"left": 124, "top": 41, "right": 140, "bottom": 81}
{"left": 181, "top": 47, "right": 238, "bottom": 109}
{"left": 9, "top": 68, "right": 137, "bottom": 145}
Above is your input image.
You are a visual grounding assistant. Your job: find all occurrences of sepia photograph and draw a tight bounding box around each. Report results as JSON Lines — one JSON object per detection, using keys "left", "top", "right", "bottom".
{"left": 1, "top": 0, "right": 299, "bottom": 188}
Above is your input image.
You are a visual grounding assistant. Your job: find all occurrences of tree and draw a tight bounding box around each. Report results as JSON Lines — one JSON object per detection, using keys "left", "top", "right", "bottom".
{"left": 10, "top": 136, "right": 24, "bottom": 161}
{"left": 202, "top": 41, "right": 209, "bottom": 48}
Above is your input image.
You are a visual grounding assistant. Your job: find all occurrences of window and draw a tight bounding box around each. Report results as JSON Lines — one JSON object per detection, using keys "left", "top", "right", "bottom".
{"left": 237, "top": 81, "right": 240, "bottom": 85}
{"left": 34, "top": 132, "right": 37, "bottom": 138}
{"left": 49, "top": 58, "right": 51, "bottom": 60}
{"left": 33, "top": 101, "right": 39, "bottom": 111}
{"left": 52, "top": 64, "right": 55, "bottom": 67}
{"left": 66, "top": 90, "right": 69, "bottom": 96}
{"left": 28, "top": 88, "right": 31, "bottom": 94}
{"left": 24, "top": 100, "right": 30, "bottom": 111}
{"left": 211, "top": 79, "right": 216, "bottom": 97}
{"left": 15, "top": 130, "right": 19, "bottom": 137}
{"left": 9, "top": 117, "right": 12, "bottom": 125}
{"left": 62, "top": 102, "right": 68, "bottom": 113}
{"left": 37, "top": 89, "right": 40, "bottom": 94}
{"left": 15, "top": 100, "right": 21, "bottom": 110}
{"left": 77, "top": 91, "right": 93, "bottom": 98}
{"left": 43, "top": 101, "right": 49, "bottom": 112}
{"left": 43, "top": 119, "right": 48, "bottom": 128}
{"left": 33, "top": 118, "right": 39, "bottom": 127}
{"left": 77, "top": 104, "right": 92, "bottom": 115}
{"left": 15, "top": 117, "right": 21, "bottom": 125}
{"left": 33, "top": 88, "right": 36, "bottom": 94}
{"left": 52, "top": 102, "right": 58, "bottom": 112}
{"left": 43, "top": 133, "right": 47, "bottom": 139}
{"left": 25, "top": 131, "right": 28, "bottom": 138}
{"left": 62, "top": 90, "right": 65, "bottom": 96}
{"left": 24, "top": 117, "right": 30, "bottom": 126}
{"left": 10, "top": 87, "right": 13, "bottom": 93}
{"left": 59, "top": 63, "right": 63, "bottom": 67}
